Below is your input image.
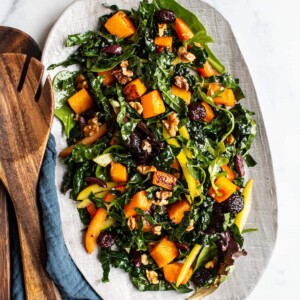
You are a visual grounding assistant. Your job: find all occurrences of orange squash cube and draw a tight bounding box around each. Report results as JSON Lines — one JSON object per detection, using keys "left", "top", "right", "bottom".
{"left": 208, "top": 177, "right": 237, "bottom": 203}
{"left": 150, "top": 237, "right": 179, "bottom": 268}
{"left": 197, "top": 61, "right": 218, "bottom": 78}
{"left": 170, "top": 158, "right": 181, "bottom": 179}
{"left": 175, "top": 18, "right": 194, "bottom": 42}
{"left": 201, "top": 101, "right": 215, "bottom": 122}
{"left": 207, "top": 83, "right": 236, "bottom": 107}
{"left": 123, "top": 191, "right": 152, "bottom": 218}
{"left": 168, "top": 200, "right": 191, "bottom": 224}
{"left": 163, "top": 262, "right": 193, "bottom": 284}
{"left": 154, "top": 37, "right": 173, "bottom": 52}
{"left": 221, "top": 165, "right": 236, "bottom": 181}
{"left": 110, "top": 161, "right": 128, "bottom": 183}
{"left": 105, "top": 11, "right": 136, "bottom": 38}
{"left": 123, "top": 78, "right": 147, "bottom": 101}
{"left": 171, "top": 85, "right": 191, "bottom": 105}
{"left": 152, "top": 171, "right": 177, "bottom": 191}
{"left": 141, "top": 90, "right": 166, "bottom": 119}
{"left": 68, "top": 88, "right": 94, "bottom": 114}
{"left": 98, "top": 70, "right": 115, "bottom": 86}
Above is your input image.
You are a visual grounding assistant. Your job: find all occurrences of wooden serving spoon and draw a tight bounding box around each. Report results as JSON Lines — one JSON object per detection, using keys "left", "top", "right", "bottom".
{"left": 0, "top": 26, "right": 42, "bottom": 300}
{"left": 0, "top": 53, "right": 59, "bottom": 299}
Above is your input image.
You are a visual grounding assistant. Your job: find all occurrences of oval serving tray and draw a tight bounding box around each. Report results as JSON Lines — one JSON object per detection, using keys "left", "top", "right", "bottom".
{"left": 42, "top": 0, "right": 277, "bottom": 299}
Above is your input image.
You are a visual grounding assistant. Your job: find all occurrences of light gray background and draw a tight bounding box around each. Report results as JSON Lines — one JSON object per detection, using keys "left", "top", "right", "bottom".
{"left": 1, "top": 0, "right": 299, "bottom": 299}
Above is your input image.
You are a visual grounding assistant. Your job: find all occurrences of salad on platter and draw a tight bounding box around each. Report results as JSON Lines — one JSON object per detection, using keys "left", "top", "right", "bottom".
{"left": 50, "top": 0, "right": 257, "bottom": 297}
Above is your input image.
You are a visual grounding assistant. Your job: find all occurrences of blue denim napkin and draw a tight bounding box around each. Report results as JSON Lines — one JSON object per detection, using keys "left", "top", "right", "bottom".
{"left": 10, "top": 135, "right": 101, "bottom": 300}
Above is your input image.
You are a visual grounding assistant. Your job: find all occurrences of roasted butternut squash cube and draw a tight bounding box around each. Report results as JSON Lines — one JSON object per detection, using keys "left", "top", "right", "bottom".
{"left": 175, "top": 18, "right": 194, "bottom": 42}
{"left": 171, "top": 85, "right": 191, "bottom": 105}
{"left": 201, "top": 101, "right": 215, "bottom": 122}
{"left": 154, "top": 36, "right": 173, "bottom": 52}
{"left": 123, "top": 190, "right": 152, "bottom": 218}
{"left": 168, "top": 200, "right": 191, "bottom": 224}
{"left": 163, "top": 262, "right": 193, "bottom": 284}
{"left": 170, "top": 158, "right": 181, "bottom": 179}
{"left": 68, "top": 88, "right": 94, "bottom": 114}
{"left": 141, "top": 90, "right": 166, "bottom": 119}
{"left": 197, "top": 61, "right": 218, "bottom": 78}
{"left": 208, "top": 176, "right": 237, "bottom": 203}
{"left": 123, "top": 78, "right": 147, "bottom": 101}
{"left": 152, "top": 171, "right": 177, "bottom": 190}
{"left": 110, "top": 161, "right": 128, "bottom": 183}
{"left": 207, "top": 83, "right": 235, "bottom": 107}
{"left": 98, "top": 70, "right": 115, "bottom": 86}
{"left": 105, "top": 11, "right": 136, "bottom": 38}
{"left": 150, "top": 237, "right": 179, "bottom": 268}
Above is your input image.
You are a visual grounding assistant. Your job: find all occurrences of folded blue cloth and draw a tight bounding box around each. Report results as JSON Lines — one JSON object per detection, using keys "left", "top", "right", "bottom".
{"left": 11, "top": 135, "right": 101, "bottom": 300}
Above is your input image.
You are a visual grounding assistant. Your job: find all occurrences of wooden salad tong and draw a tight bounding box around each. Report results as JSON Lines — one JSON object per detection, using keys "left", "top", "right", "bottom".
{"left": 0, "top": 37, "right": 59, "bottom": 299}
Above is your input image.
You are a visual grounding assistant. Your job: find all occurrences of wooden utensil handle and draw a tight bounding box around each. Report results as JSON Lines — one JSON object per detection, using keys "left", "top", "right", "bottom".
{"left": 3, "top": 158, "right": 59, "bottom": 300}
{"left": 0, "top": 183, "right": 10, "bottom": 300}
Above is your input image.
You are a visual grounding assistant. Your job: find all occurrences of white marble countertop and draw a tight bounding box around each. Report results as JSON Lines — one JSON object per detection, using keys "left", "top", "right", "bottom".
{"left": 1, "top": 0, "right": 299, "bottom": 299}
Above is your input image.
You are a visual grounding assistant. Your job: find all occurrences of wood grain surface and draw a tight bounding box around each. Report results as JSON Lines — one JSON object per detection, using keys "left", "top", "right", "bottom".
{"left": 0, "top": 53, "right": 57, "bottom": 300}
{"left": 0, "top": 26, "right": 42, "bottom": 300}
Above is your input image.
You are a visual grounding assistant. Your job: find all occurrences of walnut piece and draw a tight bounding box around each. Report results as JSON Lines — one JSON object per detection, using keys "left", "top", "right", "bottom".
{"left": 137, "top": 165, "right": 157, "bottom": 175}
{"left": 142, "top": 140, "right": 152, "bottom": 153}
{"left": 174, "top": 76, "right": 189, "bottom": 91}
{"left": 127, "top": 216, "right": 138, "bottom": 231}
{"left": 120, "top": 60, "right": 133, "bottom": 77}
{"left": 186, "top": 219, "right": 195, "bottom": 232}
{"left": 156, "top": 191, "right": 172, "bottom": 200}
{"left": 83, "top": 115, "right": 100, "bottom": 137}
{"left": 152, "top": 225, "right": 162, "bottom": 235}
{"left": 141, "top": 254, "right": 149, "bottom": 266}
{"left": 162, "top": 112, "right": 179, "bottom": 137}
{"left": 158, "top": 23, "right": 167, "bottom": 37}
{"left": 75, "top": 74, "right": 89, "bottom": 90}
{"left": 129, "top": 102, "right": 143, "bottom": 114}
{"left": 146, "top": 270, "right": 159, "bottom": 284}
{"left": 152, "top": 199, "right": 169, "bottom": 206}
{"left": 178, "top": 46, "right": 196, "bottom": 63}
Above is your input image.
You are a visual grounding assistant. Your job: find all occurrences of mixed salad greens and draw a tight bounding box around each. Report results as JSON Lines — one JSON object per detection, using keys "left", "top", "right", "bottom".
{"left": 50, "top": 0, "right": 257, "bottom": 297}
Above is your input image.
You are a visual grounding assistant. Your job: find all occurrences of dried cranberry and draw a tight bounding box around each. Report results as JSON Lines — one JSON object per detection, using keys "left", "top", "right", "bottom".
{"left": 97, "top": 232, "right": 116, "bottom": 248}
{"left": 192, "top": 267, "right": 213, "bottom": 287}
{"left": 234, "top": 154, "right": 245, "bottom": 176}
{"left": 155, "top": 9, "right": 176, "bottom": 23}
{"left": 188, "top": 102, "right": 206, "bottom": 122}
{"left": 85, "top": 177, "right": 107, "bottom": 188}
{"left": 102, "top": 44, "right": 122, "bottom": 55}
{"left": 78, "top": 115, "right": 86, "bottom": 131}
{"left": 130, "top": 249, "right": 142, "bottom": 268}
{"left": 223, "top": 194, "right": 244, "bottom": 215}
{"left": 175, "top": 242, "right": 189, "bottom": 251}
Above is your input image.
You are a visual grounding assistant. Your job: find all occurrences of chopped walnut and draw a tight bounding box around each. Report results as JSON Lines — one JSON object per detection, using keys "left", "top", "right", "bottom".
{"left": 162, "top": 112, "right": 179, "bottom": 137}
{"left": 174, "top": 76, "right": 189, "bottom": 91}
{"left": 137, "top": 165, "right": 157, "bottom": 175}
{"left": 142, "top": 140, "right": 152, "bottom": 153}
{"left": 156, "top": 191, "right": 172, "bottom": 200}
{"left": 152, "top": 226, "right": 162, "bottom": 235}
{"left": 186, "top": 220, "right": 195, "bottom": 232}
{"left": 146, "top": 270, "right": 159, "bottom": 284}
{"left": 205, "top": 261, "right": 215, "bottom": 269}
{"left": 112, "top": 69, "right": 132, "bottom": 85}
{"left": 83, "top": 115, "right": 100, "bottom": 137}
{"left": 178, "top": 46, "right": 196, "bottom": 63}
{"left": 75, "top": 74, "right": 89, "bottom": 90}
{"left": 127, "top": 216, "right": 138, "bottom": 231}
{"left": 120, "top": 60, "right": 133, "bottom": 77}
{"left": 129, "top": 102, "right": 143, "bottom": 114}
{"left": 158, "top": 23, "right": 167, "bottom": 37}
{"left": 141, "top": 254, "right": 149, "bottom": 266}
{"left": 152, "top": 199, "right": 169, "bottom": 206}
